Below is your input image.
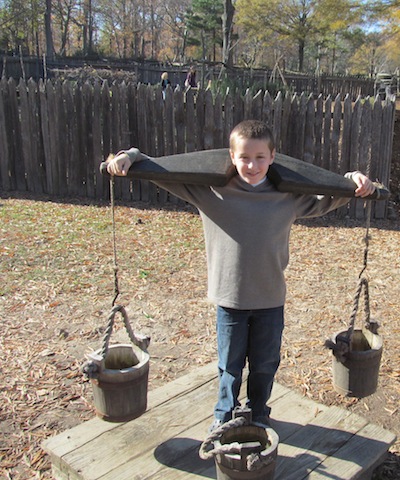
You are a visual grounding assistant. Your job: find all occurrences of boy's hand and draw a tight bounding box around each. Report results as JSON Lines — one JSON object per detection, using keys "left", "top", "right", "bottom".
{"left": 106, "top": 152, "right": 133, "bottom": 176}
{"left": 352, "top": 172, "right": 376, "bottom": 198}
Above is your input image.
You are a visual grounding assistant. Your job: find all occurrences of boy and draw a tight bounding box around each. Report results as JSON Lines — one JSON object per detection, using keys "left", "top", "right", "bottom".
{"left": 106, "top": 120, "right": 375, "bottom": 430}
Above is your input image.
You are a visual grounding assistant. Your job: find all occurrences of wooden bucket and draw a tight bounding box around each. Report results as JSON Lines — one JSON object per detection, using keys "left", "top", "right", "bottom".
{"left": 83, "top": 305, "right": 150, "bottom": 422}
{"left": 214, "top": 425, "right": 279, "bottom": 480}
{"left": 331, "top": 328, "right": 383, "bottom": 398}
{"left": 91, "top": 343, "right": 150, "bottom": 422}
{"left": 327, "top": 278, "right": 383, "bottom": 398}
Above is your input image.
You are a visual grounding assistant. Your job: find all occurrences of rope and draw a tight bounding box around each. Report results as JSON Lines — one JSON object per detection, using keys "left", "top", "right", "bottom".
{"left": 81, "top": 178, "right": 150, "bottom": 380}
{"left": 82, "top": 305, "right": 150, "bottom": 379}
{"left": 110, "top": 177, "right": 120, "bottom": 306}
{"left": 199, "top": 416, "right": 247, "bottom": 460}
{"left": 358, "top": 201, "right": 371, "bottom": 280}
{"left": 199, "top": 417, "right": 274, "bottom": 471}
{"left": 99, "top": 305, "right": 150, "bottom": 358}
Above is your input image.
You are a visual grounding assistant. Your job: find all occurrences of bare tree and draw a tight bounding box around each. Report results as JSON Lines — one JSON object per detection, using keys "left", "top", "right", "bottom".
{"left": 45, "top": 0, "right": 55, "bottom": 58}
{"left": 222, "top": 0, "right": 235, "bottom": 67}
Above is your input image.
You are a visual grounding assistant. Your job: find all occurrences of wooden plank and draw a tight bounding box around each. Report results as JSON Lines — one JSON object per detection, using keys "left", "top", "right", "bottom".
{"left": 75, "top": 83, "right": 88, "bottom": 197}
{"left": 57, "top": 81, "right": 68, "bottom": 197}
{"left": 164, "top": 85, "right": 174, "bottom": 155}
{"left": 275, "top": 406, "right": 368, "bottom": 479}
{"left": 185, "top": 88, "right": 196, "bottom": 153}
{"left": 175, "top": 87, "right": 185, "bottom": 154}
{"left": 303, "top": 94, "right": 315, "bottom": 164}
{"left": 252, "top": 89, "right": 263, "bottom": 120}
{"left": 110, "top": 82, "right": 123, "bottom": 200}
{"left": 307, "top": 422, "right": 396, "bottom": 479}
{"left": 331, "top": 93, "right": 342, "bottom": 173}
{"left": 98, "top": 412, "right": 217, "bottom": 479}
{"left": 341, "top": 94, "right": 352, "bottom": 175}
{"left": 314, "top": 94, "right": 323, "bottom": 167}
{"left": 43, "top": 362, "right": 218, "bottom": 458}
{"left": 38, "top": 79, "right": 52, "bottom": 194}
{"left": 0, "top": 78, "right": 11, "bottom": 190}
{"left": 233, "top": 89, "right": 243, "bottom": 128}
{"left": 349, "top": 97, "right": 362, "bottom": 218}
{"left": 223, "top": 88, "right": 234, "bottom": 147}
{"left": 213, "top": 92, "right": 223, "bottom": 149}
{"left": 56, "top": 377, "right": 220, "bottom": 479}
{"left": 45, "top": 79, "right": 60, "bottom": 194}
{"left": 281, "top": 92, "right": 291, "bottom": 154}
{"left": 375, "top": 99, "right": 394, "bottom": 218}
{"left": 127, "top": 83, "right": 141, "bottom": 202}
{"left": 119, "top": 81, "right": 132, "bottom": 201}
{"left": 62, "top": 81, "right": 78, "bottom": 196}
{"left": 93, "top": 81, "right": 104, "bottom": 200}
{"left": 28, "top": 79, "right": 45, "bottom": 193}
{"left": 267, "top": 388, "right": 330, "bottom": 442}
{"left": 19, "top": 78, "right": 35, "bottom": 192}
{"left": 154, "top": 86, "right": 168, "bottom": 205}
{"left": 322, "top": 95, "right": 332, "bottom": 170}
{"left": 100, "top": 148, "right": 387, "bottom": 199}
{"left": 243, "top": 88, "right": 252, "bottom": 120}
{"left": 7, "top": 78, "right": 25, "bottom": 190}
{"left": 146, "top": 86, "right": 158, "bottom": 204}
{"left": 83, "top": 82, "right": 95, "bottom": 198}
{"left": 52, "top": 376, "right": 321, "bottom": 480}
{"left": 298, "top": 92, "right": 307, "bottom": 160}
{"left": 273, "top": 91, "right": 283, "bottom": 154}
{"left": 43, "top": 360, "right": 395, "bottom": 480}
{"left": 204, "top": 90, "right": 214, "bottom": 150}
{"left": 262, "top": 90, "right": 273, "bottom": 134}
{"left": 154, "top": 86, "right": 165, "bottom": 157}
{"left": 288, "top": 94, "right": 299, "bottom": 158}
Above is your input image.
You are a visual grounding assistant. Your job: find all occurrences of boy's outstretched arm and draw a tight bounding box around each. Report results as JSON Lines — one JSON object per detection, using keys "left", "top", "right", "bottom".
{"left": 351, "top": 172, "right": 376, "bottom": 198}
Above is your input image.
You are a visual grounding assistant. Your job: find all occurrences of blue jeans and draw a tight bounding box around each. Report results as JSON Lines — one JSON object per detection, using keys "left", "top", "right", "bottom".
{"left": 214, "top": 305, "right": 284, "bottom": 423}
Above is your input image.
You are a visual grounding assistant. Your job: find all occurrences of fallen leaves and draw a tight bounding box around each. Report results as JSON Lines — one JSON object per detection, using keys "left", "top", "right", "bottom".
{"left": 1, "top": 197, "right": 400, "bottom": 479}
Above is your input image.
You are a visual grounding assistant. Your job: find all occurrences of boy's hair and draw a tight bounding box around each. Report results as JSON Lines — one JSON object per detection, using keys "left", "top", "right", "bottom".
{"left": 230, "top": 120, "right": 275, "bottom": 151}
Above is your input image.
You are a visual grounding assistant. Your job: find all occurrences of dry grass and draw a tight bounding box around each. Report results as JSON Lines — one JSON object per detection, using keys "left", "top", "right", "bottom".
{"left": 1, "top": 194, "right": 399, "bottom": 479}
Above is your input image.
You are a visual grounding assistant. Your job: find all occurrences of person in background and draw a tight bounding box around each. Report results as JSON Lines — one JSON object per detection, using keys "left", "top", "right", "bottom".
{"left": 160, "top": 72, "right": 171, "bottom": 99}
{"left": 185, "top": 66, "right": 197, "bottom": 90}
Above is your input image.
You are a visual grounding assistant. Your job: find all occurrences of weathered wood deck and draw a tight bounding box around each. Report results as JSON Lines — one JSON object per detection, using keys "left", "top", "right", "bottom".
{"left": 43, "top": 362, "right": 396, "bottom": 480}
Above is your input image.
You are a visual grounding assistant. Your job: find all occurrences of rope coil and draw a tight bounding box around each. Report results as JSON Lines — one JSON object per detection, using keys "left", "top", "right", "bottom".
{"left": 199, "top": 416, "right": 274, "bottom": 471}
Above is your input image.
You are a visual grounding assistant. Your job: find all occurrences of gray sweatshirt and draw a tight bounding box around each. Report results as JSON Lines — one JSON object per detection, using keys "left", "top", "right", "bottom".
{"left": 125, "top": 149, "right": 351, "bottom": 310}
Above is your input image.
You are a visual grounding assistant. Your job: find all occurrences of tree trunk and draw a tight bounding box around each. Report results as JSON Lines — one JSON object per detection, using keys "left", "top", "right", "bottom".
{"left": 44, "top": 0, "right": 55, "bottom": 59}
{"left": 298, "top": 38, "right": 305, "bottom": 72}
{"left": 222, "top": 0, "right": 235, "bottom": 67}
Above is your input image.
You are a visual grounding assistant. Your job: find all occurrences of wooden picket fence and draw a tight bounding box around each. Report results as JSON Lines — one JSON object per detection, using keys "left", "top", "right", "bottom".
{"left": 0, "top": 77, "right": 395, "bottom": 218}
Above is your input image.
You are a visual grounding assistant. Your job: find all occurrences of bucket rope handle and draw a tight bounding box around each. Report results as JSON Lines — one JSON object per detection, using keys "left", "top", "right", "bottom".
{"left": 199, "top": 416, "right": 247, "bottom": 460}
{"left": 199, "top": 417, "right": 273, "bottom": 471}
{"left": 325, "top": 277, "right": 375, "bottom": 361}
{"left": 100, "top": 304, "right": 150, "bottom": 358}
{"left": 82, "top": 305, "right": 150, "bottom": 379}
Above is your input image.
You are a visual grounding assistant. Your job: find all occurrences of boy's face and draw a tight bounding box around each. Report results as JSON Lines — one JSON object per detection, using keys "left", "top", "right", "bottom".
{"left": 230, "top": 137, "right": 275, "bottom": 185}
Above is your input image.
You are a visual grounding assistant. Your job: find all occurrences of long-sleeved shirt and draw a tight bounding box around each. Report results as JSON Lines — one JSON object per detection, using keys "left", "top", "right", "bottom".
{"left": 125, "top": 149, "right": 352, "bottom": 310}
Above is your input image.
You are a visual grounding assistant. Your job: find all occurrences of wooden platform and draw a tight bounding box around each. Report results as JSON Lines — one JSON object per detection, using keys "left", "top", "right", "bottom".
{"left": 43, "top": 362, "right": 396, "bottom": 480}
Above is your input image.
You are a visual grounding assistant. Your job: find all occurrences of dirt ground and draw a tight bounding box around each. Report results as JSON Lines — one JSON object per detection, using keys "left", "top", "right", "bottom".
{"left": 1, "top": 115, "right": 400, "bottom": 479}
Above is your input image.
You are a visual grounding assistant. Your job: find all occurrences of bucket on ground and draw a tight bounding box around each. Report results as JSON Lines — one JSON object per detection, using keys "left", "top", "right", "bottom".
{"left": 199, "top": 408, "right": 279, "bottom": 480}
{"left": 331, "top": 327, "right": 383, "bottom": 398}
{"left": 82, "top": 305, "right": 150, "bottom": 422}
{"left": 214, "top": 424, "right": 279, "bottom": 480}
